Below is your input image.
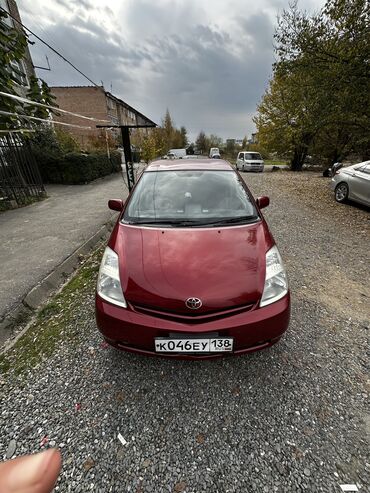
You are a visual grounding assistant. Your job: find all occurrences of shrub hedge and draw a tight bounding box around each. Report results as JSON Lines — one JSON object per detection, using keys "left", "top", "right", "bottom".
{"left": 33, "top": 150, "right": 122, "bottom": 184}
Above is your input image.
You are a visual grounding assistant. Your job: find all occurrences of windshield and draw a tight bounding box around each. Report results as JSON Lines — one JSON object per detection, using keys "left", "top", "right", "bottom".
{"left": 245, "top": 153, "right": 262, "bottom": 160}
{"left": 123, "top": 170, "right": 258, "bottom": 226}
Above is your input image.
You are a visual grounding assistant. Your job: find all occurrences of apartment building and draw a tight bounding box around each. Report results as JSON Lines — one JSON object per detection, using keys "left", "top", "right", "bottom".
{"left": 51, "top": 86, "right": 156, "bottom": 149}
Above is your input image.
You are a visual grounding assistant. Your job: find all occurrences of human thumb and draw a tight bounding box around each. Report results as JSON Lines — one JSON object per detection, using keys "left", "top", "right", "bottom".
{"left": 0, "top": 448, "right": 62, "bottom": 493}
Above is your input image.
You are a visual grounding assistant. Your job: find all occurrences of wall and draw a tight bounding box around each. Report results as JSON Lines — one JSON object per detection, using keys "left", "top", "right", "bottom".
{"left": 50, "top": 86, "right": 108, "bottom": 150}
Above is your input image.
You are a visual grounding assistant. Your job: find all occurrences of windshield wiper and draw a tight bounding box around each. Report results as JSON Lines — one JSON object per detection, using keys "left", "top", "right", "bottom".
{"left": 125, "top": 216, "right": 259, "bottom": 227}
{"left": 126, "top": 219, "right": 203, "bottom": 226}
{"left": 201, "top": 216, "right": 259, "bottom": 226}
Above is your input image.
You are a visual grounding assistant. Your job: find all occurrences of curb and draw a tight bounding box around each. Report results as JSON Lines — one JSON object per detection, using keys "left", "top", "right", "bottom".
{"left": 0, "top": 215, "right": 117, "bottom": 349}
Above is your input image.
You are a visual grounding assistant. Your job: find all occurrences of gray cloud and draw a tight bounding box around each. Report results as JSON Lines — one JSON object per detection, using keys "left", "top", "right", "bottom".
{"left": 21, "top": 0, "right": 323, "bottom": 140}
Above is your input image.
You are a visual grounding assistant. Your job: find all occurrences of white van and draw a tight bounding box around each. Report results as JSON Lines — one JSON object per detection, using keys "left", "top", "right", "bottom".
{"left": 167, "top": 148, "right": 186, "bottom": 159}
{"left": 236, "top": 151, "right": 264, "bottom": 172}
{"left": 209, "top": 147, "right": 220, "bottom": 158}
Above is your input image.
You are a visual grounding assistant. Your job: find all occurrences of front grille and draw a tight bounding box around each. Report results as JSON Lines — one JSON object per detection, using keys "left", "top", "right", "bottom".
{"left": 131, "top": 302, "right": 255, "bottom": 324}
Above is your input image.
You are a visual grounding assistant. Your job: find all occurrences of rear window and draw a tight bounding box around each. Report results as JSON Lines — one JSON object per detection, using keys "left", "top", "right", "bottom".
{"left": 123, "top": 170, "right": 258, "bottom": 226}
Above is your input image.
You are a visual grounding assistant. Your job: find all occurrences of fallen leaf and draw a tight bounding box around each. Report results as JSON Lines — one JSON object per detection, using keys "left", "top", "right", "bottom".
{"left": 142, "top": 459, "right": 151, "bottom": 468}
{"left": 292, "top": 447, "right": 304, "bottom": 460}
{"left": 196, "top": 433, "right": 205, "bottom": 444}
{"left": 83, "top": 457, "right": 95, "bottom": 471}
{"left": 100, "top": 341, "right": 109, "bottom": 349}
{"left": 231, "top": 385, "right": 241, "bottom": 396}
{"left": 115, "top": 391, "right": 125, "bottom": 402}
{"left": 40, "top": 435, "right": 48, "bottom": 447}
{"left": 75, "top": 403, "right": 82, "bottom": 411}
{"left": 303, "top": 427, "right": 314, "bottom": 436}
{"left": 174, "top": 481, "right": 186, "bottom": 492}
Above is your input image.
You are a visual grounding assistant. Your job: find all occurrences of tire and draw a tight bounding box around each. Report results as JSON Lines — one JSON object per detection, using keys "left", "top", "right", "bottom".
{"left": 335, "top": 182, "right": 349, "bottom": 203}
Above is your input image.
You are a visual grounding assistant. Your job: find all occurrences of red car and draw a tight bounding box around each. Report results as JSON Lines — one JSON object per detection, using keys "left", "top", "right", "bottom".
{"left": 95, "top": 159, "right": 290, "bottom": 359}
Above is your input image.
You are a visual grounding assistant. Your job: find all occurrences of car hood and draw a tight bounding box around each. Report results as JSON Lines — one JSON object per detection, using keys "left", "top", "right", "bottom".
{"left": 111, "top": 221, "right": 273, "bottom": 314}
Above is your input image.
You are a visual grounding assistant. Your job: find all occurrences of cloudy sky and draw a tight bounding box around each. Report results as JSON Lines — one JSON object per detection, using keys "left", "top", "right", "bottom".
{"left": 18, "top": 0, "right": 324, "bottom": 142}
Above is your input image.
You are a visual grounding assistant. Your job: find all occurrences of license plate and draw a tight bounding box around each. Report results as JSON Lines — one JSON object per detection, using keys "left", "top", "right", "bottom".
{"left": 155, "top": 338, "right": 233, "bottom": 353}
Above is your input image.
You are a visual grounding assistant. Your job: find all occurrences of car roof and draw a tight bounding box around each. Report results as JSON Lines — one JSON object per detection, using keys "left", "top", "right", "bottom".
{"left": 145, "top": 158, "right": 233, "bottom": 171}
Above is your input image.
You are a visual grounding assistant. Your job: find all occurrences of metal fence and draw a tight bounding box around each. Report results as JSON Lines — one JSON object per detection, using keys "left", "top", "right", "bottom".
{"left": 0, "top": 133, "right": 45, "bottom": 207}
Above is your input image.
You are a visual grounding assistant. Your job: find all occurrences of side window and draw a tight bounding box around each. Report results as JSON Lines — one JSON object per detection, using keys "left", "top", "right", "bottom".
{"left": 362, "top": 165, "right": 370, "bottom": 175}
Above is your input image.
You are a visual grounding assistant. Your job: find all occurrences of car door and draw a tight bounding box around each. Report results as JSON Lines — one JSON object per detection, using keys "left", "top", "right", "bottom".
{"left": 349, "top": 164, "right": 370, "bottom": 206}
{"left": 236, "top": 152, "right": 244, "bottom": 170}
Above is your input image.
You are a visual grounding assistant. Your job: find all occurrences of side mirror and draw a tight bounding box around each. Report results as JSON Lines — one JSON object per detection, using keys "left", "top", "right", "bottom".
{"left": 256, "top": 196, "right": 270, "bottom": 209}
{"left": 330, "top": 162, "right": 343, "bottom": 177}
{"left": 108, "top": 199, "right": 124, "bottom": 211}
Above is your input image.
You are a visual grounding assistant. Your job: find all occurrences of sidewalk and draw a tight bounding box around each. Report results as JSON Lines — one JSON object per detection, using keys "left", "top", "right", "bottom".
{"left": 0, "top": 172, "right": 129, "bottom": 337}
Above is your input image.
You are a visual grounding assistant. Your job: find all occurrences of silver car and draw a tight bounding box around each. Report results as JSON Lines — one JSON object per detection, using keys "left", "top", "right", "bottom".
{"left": 331, "top": 161, "right": 370, "bottom": 207}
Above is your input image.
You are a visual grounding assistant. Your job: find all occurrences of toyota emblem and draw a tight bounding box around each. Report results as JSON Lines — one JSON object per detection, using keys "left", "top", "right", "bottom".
{"left": 185, "top": 297, "right": 202, "bottom": 310}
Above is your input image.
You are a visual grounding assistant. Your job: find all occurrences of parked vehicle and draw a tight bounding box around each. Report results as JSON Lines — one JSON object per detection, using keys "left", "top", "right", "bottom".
{"left": 236, "top": 152, "right": 264, "bottom": 172}
{"left": 331, "top": 161, "right": 370, "bottom": 207}
{"left": 167, "top": 148, "right": 186, "bottom": 159}
{"left": 209, "top": 147, "right": 220, "bottom": 158}
{"left": 96, "top": 158, "right": 290, "bottom": 359}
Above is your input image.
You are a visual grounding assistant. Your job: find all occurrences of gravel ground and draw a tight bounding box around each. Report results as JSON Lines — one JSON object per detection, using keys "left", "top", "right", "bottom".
{"left": 0, "top": 171, "right": 369, "bottom": 493}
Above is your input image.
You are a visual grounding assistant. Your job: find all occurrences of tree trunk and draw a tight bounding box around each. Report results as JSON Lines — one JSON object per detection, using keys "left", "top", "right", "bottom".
{"left": 290, "top": 146, "right": 307, "bottom": 171}
{"left": 290, "top": 133, "right": 312, "bottom": 171}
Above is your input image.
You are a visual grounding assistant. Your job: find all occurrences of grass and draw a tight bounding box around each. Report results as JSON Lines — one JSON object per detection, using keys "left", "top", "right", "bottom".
{"left": 0, "top": 247, "right": 103, "bottom": 379}
{"left": 264, "top": 160, "right": 288, "bottom": 166}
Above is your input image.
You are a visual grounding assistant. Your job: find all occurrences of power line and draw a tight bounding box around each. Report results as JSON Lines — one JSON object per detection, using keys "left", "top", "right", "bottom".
{"left": 0, "top": 110, "right": 92, "bottom": 129}
{"left": 0, "top": 91, "right": 110, "bottom": 122}
{"left": 0, "top": 6, "right": 100, "bottom": 88}
{"left": 0, "top": 129, "right": 35, "bottom": 133}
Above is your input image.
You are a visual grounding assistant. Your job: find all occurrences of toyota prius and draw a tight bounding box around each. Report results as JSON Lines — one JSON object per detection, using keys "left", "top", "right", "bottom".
{"left": 95, "top": 159, "right": 290, "bottom": 359}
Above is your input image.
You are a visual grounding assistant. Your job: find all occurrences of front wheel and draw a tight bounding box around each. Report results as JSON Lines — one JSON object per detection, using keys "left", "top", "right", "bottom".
{"left": 335, "top": 182, "right": 349, "bottom": 203}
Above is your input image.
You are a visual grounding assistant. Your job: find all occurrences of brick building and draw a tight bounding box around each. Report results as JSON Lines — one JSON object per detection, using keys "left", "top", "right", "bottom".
{"left": 50, "top": 86, "right": 156, "bottom": 149}
{"left": 1, "top": 0, "right": 36, "bottom": 96}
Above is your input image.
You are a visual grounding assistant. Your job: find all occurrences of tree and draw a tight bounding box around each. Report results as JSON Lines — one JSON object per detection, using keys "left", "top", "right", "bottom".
{"left": 26, "top": 77, "right": 58, "bottom": 120}
{"left": 0, "top": 9, "right": 28, "bottom": 129}
{"left": 0, "top": 10, "right": 58, "bottom": 130}
{"left": 140, "top": 133, "right": 158, "bottom": 163}
{"left": 195, "top": 131, "right": 209, "bottom": 154}
{"left": 209, "top": 134, "right": 223, "bottom": 148}
{"left": 254, "top": 70, "right": 320, "bottom": 169}
{"left": 254, "top": 0, "right": 370, "bottom": 169}
{"left": 162, "top": 109, "right": 174, "bottom": 150}
{"left": 180, "top": 126, "right": 188, "bottom": 148}
{"left": 225, "top": 139, "right": 236, "bottom": 154}
{"left": 187, "top": 143, "right": 195, "bottom": 155}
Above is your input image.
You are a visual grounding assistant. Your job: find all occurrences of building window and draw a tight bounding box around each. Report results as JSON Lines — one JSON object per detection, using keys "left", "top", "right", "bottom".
{"left": 11, "top": 59, "right": 28, "bottom": 87}
{"left": 0, "top": 0, "right": 13, "bottom": 26}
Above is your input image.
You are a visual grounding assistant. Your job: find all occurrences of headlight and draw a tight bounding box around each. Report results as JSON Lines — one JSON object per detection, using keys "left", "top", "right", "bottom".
{"left": 260, "top": 245, "right": 288, "bottom": 307}
{"left": 97, "top": 247, "right": 127, "bottom": 308}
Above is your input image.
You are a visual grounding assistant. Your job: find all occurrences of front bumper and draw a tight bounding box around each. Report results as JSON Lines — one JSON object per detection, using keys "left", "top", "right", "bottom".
{"left": 330, "top": 177, "right": 339, "bottom": 190}
{"left": 244, "top": 163, "right": 264, "bottom": 172}
{"left": 95, "top": 293, "right": 290, "bottom": 359}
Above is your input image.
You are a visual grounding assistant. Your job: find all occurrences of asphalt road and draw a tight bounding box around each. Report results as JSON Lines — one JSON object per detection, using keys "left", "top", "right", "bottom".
{"left": 0, "top": 171, "right": 369, "bottom": 493}
{"left": 0, "top": 172, "right": 128, "bottom": 320}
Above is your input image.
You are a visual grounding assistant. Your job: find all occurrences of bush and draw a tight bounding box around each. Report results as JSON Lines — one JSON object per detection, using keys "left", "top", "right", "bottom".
{"left": 34, "top": 150, "right": 121, "bottom": 184}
